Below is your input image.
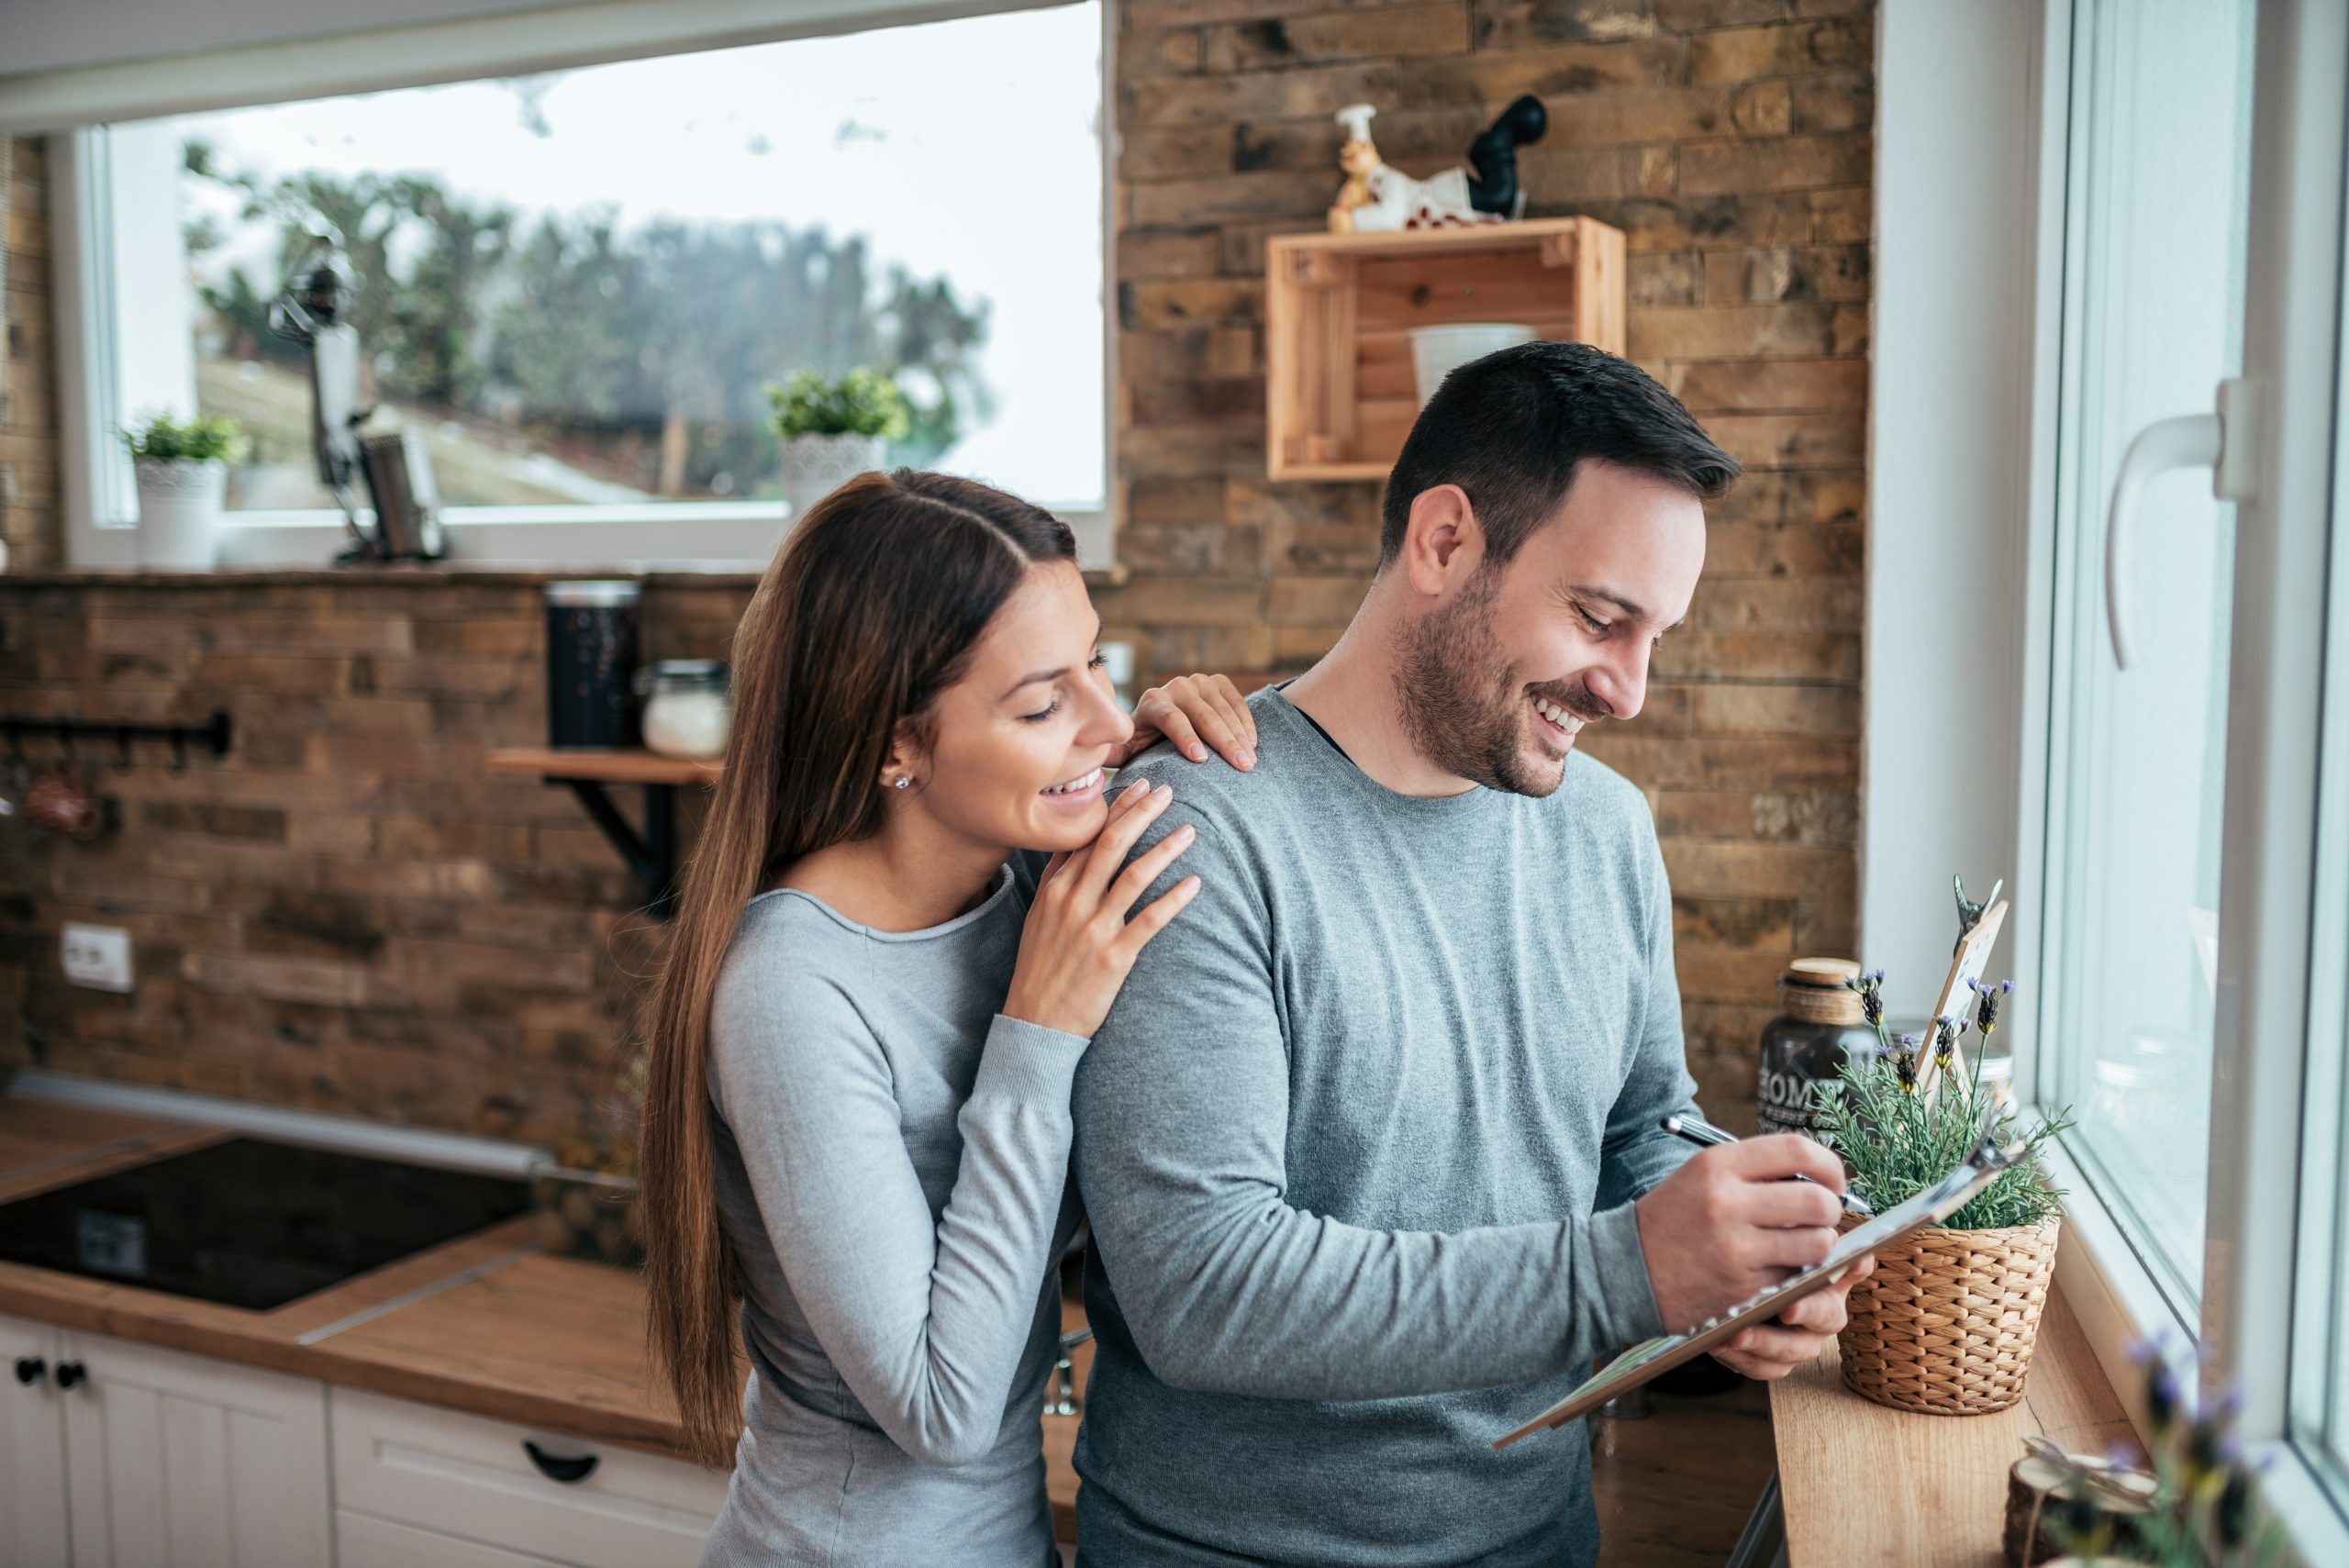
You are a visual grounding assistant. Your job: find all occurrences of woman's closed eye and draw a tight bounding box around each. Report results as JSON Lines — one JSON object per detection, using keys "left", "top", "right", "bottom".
{"left": 1019, "top": 651, "right": 1109, "bottom": 723}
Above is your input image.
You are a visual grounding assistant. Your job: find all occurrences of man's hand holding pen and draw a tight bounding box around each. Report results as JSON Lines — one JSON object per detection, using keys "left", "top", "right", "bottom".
{"left": 1631, "top": 1134, "right": 1877, "bottom": 1383}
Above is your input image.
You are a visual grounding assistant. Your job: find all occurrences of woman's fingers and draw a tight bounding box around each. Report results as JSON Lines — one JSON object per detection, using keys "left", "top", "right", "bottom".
{"left": 1113, "top": 873, "right": 1202, "bottom": 959}
{"left": 1037, "top": 848, "right": 1073, "bottom": 887}
{"left": 1102, "top": 822, "right": 1196, "bottom": 917}
{"left": 1209, "top": 675, "right": 1257, "bottom": 760}
{"left": 1074, "top": 783, "right": 1174, "bottom": 900}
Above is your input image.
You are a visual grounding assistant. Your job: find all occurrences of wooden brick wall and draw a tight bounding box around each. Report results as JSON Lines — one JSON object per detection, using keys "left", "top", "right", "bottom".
{"left": 0, "top": 0, "right": 1870, "bottom": 1140}
{"left": 1091, "top": 0, "right": 1871, "bottom": 1121}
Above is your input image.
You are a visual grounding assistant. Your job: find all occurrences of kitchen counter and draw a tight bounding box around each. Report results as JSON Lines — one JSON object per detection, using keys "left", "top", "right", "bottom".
{"left": 0, "top": 1094, "right": 700, "bottom": 1460}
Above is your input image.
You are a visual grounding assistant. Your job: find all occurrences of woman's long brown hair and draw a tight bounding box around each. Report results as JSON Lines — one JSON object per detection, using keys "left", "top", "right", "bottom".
{"left": 641, "top": 469, "right": 1076, "bottom": 1466}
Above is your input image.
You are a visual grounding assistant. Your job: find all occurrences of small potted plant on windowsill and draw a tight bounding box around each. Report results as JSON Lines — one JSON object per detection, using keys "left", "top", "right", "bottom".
{"left": 2039, "top": 1340, "right": 2286, "bottom": 1567}
{"left": 125, "top": 410, "right": 245, "bottom": 569}
{"left": 1823, "top": 972, "right": 2077, "bottom": 1417}
{"left": 765, "top": 366, "right": 911, "bottom": 524}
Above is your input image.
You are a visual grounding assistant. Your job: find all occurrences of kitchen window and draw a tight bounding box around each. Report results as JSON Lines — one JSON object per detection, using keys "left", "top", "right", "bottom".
{"left": 2024, "top": 0, "right": 2349, "bottom": 1551}
{"left": 2035, "top": 0, "right": 2255, "bottom": 1324}
{"left": 50, "top": 0, "right": 1110, "bottom": 568}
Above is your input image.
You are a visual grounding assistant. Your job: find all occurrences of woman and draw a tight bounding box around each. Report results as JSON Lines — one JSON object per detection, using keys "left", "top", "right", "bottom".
{"left": 640, "top": 469, "right": 1256, "bottom": 1566}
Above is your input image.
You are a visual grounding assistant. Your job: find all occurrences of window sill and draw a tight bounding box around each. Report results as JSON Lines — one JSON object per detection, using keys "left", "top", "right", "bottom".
{"left": 1771, "top": 1284, "right": 2133, "bottom": 1564}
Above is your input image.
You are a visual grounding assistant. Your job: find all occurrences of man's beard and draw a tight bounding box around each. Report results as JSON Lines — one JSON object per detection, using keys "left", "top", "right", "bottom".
{"left": 1392, "top": 569, "right": 1583, "bottom": 798}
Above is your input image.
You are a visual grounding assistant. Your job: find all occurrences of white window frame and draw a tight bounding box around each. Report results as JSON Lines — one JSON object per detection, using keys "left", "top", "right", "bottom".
{"left": 20, "top": 0, "right": 1119, "bottom": 571}
{"left": 1874, "top": 0, "right": 2349, "bottom": 1558}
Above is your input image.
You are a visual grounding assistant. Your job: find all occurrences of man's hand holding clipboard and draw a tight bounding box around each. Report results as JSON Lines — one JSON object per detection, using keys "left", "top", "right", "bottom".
{"left": 1630, "top": 1132, "right": 1878, "bottom": 1385}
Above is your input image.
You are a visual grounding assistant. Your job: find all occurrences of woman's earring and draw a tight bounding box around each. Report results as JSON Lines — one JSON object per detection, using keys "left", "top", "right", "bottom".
{"left": 893, "top": 776, "right": 911, "bottom": 790}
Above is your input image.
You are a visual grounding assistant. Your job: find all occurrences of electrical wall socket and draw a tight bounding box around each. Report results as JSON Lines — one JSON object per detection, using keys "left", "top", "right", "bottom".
{"left": 61, "top": 923, "right": 133, "bottom": 994}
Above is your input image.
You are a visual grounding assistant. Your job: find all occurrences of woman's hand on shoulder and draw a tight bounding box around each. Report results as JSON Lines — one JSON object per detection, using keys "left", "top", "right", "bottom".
{"left": 1118, "top": 673, "right": 1256, "bottom": 771}
{"left": 1001, "top": 779, "right": 1200, "bottom": 1040}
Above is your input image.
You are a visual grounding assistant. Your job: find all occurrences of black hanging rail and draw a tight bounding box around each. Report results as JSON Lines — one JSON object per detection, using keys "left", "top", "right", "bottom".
{"left": 0, "top": 711, "right": 234, "bottom": 770}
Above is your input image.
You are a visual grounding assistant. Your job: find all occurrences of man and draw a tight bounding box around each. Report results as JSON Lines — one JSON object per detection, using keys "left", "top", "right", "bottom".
{"left": 1071, "top": 341, "right": 1865, "bottom": 1566}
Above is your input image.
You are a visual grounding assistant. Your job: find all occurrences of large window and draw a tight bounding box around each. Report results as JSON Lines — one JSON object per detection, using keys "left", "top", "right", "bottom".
{"left": 68, "top": 0, "right": 1106, "bottom": 562}
{"left": 2029, "top": 0, "right": 2349, "bottom": 1548}
{"left": 2038, "top": 0, "right": 2256, "bottom": 1316}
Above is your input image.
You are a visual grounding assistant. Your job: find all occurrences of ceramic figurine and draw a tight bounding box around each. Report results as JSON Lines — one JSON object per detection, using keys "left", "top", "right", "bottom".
{"left": 1326, "top": 95, "right": 1550, "bottom": 235}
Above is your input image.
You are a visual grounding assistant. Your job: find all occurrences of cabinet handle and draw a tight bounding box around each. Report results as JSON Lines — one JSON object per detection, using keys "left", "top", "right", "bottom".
{"left": 53, "top": 1362, "right": 85, "bottom": 1391}
{"left": 13, "top": 1356, "right": 45, "bottom": 1386}
{"left": 521, "top": 1440, "right": 598, "bottom": 1485}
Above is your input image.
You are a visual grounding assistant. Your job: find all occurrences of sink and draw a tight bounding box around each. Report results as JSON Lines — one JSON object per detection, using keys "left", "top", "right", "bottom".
{"left": 0, "top": 1137, "right": 531, "bottom": 1310}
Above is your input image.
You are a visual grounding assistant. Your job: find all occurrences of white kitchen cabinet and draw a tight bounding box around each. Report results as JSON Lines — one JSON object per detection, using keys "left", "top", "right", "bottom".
{"left": 1, "top": 1313, "right": 72, "bottom": 1568}
{"left": 330, "top": 1386, "right": 726, "bottom": 1568}
{"left": 53, "top": 1328, "right": 331, "bottom": 1568}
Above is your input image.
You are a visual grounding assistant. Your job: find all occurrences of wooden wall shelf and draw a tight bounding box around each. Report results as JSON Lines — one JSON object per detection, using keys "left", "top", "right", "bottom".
{"left": 486, "top": 749, "right": 722, "bottom": 917}
{"left": 1264, "top": 216, "right": 1628, "bottom": 483}
{"left": 485, "top": 748, "right": 722, "bottom": 787}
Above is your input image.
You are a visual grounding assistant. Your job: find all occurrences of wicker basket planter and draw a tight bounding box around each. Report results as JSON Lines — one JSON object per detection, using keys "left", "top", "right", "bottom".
{"left": 1839, "top": 1217, "right": 2061, "bottom": 1416}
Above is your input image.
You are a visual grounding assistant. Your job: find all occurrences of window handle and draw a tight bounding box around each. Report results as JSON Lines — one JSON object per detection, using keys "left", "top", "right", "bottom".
{"left": 2104, "top": 378, "right": 2256, "bottom": 669}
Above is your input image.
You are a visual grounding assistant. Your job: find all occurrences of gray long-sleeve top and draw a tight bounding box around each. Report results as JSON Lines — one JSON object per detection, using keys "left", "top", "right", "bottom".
{"left": 700, "top": 862, "right": 1083, "bottom": 1568}
{"left": 1071, "top": 689, "right": 1700, "bottom": 1568}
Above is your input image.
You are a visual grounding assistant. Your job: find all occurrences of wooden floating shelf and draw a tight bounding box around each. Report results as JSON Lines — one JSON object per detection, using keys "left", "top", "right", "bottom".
{"left": 1264, "top": 216, "right": 1629, "bottom": 483}
{"left": 485, "top": 748, "right": 722, "bottom": 787}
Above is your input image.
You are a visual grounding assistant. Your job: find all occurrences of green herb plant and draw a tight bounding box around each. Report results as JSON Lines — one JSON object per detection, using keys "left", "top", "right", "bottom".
{"left": 2048, "top": 1338, "right": 2286, "bottom": 1568}
{"left": 123, "top": 410, "right": 245, "bottom": 463}
{"left": 765, "top": 367, "right": 913, "bottom": 441}
{"left": 1820, "top": 972, "right": 2076, "bottom": 1231}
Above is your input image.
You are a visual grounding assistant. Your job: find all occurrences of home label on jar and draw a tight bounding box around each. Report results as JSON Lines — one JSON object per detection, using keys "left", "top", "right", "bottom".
{"left": 1755, "top": 957, "right": 1873, "bottom": 1146}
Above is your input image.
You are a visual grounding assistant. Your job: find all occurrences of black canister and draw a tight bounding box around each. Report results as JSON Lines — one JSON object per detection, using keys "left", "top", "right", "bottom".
{"left": 545, "top": 581, "right": 641, "bottom": 748}
{"left": 1755, "top": 957, "right": 1876, "bottom": 1143}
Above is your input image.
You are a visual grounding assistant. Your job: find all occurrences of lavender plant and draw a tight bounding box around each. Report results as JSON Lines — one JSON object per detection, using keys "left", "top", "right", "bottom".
{"left": 2048, "top": 1338, "right": 2286, "bottom": 1567}
{"left": 1820, "top": 973, "right": 2075, "bottom": 1230}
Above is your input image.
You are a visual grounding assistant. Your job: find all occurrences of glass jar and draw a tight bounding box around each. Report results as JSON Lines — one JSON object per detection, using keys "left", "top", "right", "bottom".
{"left": 1755, "top": 957, "right": 1876, "bottom": 1143}
{"left": 636, "top": 660, "right": 732, "bottom": 760}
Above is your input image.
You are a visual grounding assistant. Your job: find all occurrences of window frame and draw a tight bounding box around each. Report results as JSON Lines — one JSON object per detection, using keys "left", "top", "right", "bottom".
{"left": 2011, "top": 0, "right": 2349, "bottom": 1557}
{"left": 39, "top": 0, "right": 1118, "bottom": 571}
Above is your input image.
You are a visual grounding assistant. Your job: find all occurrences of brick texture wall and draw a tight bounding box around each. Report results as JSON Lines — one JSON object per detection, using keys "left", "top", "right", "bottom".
{"left": 0, "top": 573, "right": 753, "bottom": 1155}
{"left": 0, "top": 0, "right": 1870, "bottom": 1140}
{"left": 1091, "top": 0, "right": 1871, "bottom": 1120}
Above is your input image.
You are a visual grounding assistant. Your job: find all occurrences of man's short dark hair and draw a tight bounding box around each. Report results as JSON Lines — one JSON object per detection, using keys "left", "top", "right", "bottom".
{"left": 1377, "top": 340, "right": 1740, "bottom": 567}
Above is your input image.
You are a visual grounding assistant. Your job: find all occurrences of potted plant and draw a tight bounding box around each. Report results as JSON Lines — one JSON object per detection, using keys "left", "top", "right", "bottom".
{"left": 125, "top": 411, "right": 244, "bottom": 569}
{"left": 1822, "top": 972, "right": 2076, "bottom": 1416}
{"left": 764, "top": 366, "right": 911, "bottom": 523}
{"left": 2040, "top": 1340, "right": 2285, "bottom": 1567}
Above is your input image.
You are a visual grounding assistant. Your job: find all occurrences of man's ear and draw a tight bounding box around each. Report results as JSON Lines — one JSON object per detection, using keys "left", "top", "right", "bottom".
{"left": 1398, "top": 484, "right": 1486, "bottom": 599}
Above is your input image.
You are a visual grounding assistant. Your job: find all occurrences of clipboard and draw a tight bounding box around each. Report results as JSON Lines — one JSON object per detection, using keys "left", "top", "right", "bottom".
{"left": 1492, "top": 1132, "right": 2027, "bottom": 1451}
{"left": 1918, "top": 896, "right": 2009, "bottom": 1094}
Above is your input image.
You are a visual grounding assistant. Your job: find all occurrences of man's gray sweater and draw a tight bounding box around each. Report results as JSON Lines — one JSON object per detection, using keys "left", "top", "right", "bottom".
{"left": 1071, "top": 688, "right": 1702, "bottom": 1567}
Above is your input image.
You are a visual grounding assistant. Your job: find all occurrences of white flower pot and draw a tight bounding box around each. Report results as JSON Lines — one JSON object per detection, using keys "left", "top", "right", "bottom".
{"left": 777, "top": 433, "right": 886, "bottom": 528}
{"left": 133, "top": 457, "right": 227, "bottom": 569}
{"left": 1408, "top": 322, "right": 1537, "bottom": 406}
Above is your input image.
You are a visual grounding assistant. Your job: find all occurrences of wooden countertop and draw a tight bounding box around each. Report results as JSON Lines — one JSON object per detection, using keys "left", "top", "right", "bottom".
{"left": 1772, "top": 1291, "right": 2135, "bottom": 1565}
{"left": 0, "top": 1095, "right": 701, "bottom": 1462}
{"left": 0, "top": 1091, "right": 1096, "bottom": 1526}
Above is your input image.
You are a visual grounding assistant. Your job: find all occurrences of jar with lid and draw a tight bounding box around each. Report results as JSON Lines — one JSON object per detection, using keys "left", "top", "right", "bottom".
{"left": 636, "top": 661, "right": 732, "bottom": 760}
{"left": 1755, "top": 957, "right": 1878, "bottom": 1143}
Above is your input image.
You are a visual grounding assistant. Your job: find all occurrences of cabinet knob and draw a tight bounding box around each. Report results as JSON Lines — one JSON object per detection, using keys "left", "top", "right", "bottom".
{"left": 12, "top": 1356, "right": 44, "bottom": 1386}
{"left": 52, "top": 1362, "right": 85, "bottom": 1391}
{"left": 521, "top": 1439, "right": 598, "bottom": 1485}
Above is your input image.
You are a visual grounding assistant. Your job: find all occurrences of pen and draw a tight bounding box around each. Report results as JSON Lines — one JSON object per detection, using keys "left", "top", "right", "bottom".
{"left": 1661, "top": 1113, "right": 1874, "bottom": 1218}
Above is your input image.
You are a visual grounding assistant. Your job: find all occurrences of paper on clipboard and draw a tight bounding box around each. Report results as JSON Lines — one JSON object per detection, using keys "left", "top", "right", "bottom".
{"left": 1491, "top": 1133, "right": 2027, "bottom": 1451}
{"left": 1916, "top": 897, "right": 2008, "bottom": 1093}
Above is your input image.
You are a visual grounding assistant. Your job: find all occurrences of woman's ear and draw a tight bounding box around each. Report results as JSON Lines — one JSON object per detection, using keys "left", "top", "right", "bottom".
{"left": 876, "top": 723, "right": 922, "bottom": 793}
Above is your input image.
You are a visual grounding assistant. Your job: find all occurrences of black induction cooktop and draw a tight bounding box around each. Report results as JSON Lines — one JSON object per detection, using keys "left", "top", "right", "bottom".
{"left": 0, "top": 1138, "right": 532, "bottom": 1311}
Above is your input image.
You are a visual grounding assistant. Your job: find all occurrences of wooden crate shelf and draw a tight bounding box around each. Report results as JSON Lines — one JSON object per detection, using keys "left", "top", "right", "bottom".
{"left": 1264, "top": 217, "right": 1628, "bottom": 483}
{"left": 485, "top": 748, "right": 722, "bottom": 786}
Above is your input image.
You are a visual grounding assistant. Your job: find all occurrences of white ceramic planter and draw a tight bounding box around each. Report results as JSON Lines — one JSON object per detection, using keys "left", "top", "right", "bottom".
{"left": 133, "top": 457, "right": 228, "bottom": 569}
{"left": 1408, "top": 322, "right": 1536, "bottom": 406}
{"left": 777, "top": 433, "right": 886, "bottom": 528}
